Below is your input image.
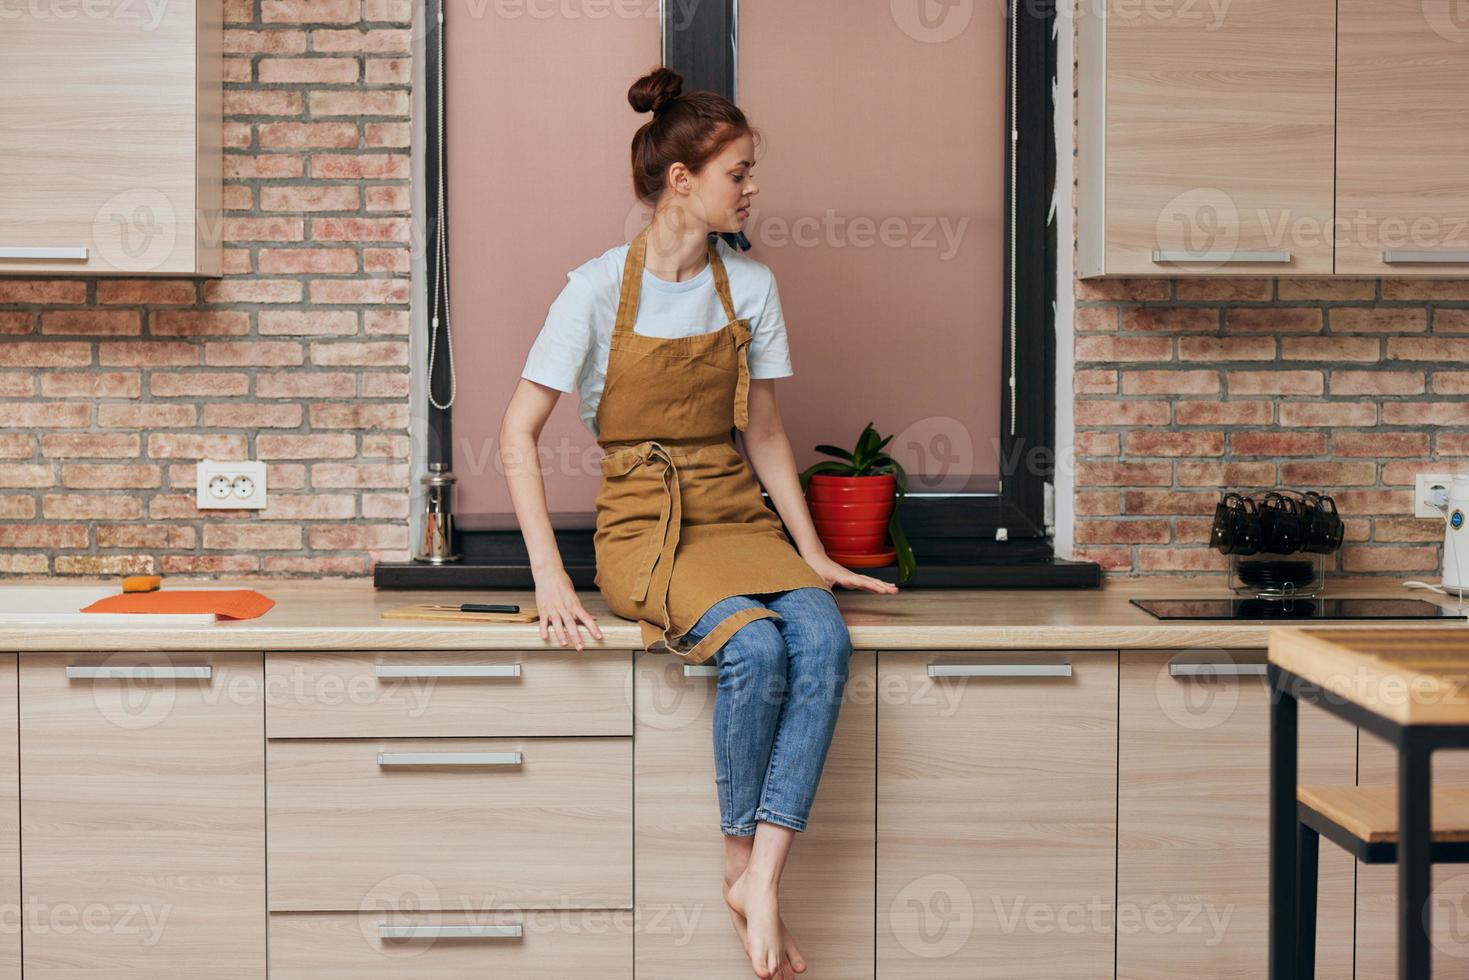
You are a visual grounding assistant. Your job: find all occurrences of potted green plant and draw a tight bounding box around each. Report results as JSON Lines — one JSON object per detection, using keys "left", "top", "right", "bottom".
{"left": 799, "top": 422, "right": 916, "bottom": 584}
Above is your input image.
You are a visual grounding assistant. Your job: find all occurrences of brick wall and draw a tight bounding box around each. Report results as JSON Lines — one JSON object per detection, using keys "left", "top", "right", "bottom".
{"left": 0, "top": 0, "right": 414, "bottom": 578}
{"left": 1070, "top": 276, "right": 1468, "bottom": 576}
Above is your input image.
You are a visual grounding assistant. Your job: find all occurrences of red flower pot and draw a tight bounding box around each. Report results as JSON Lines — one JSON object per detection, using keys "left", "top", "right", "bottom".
{"left": 806, "top": 474, "right": 896, "bottom": 554}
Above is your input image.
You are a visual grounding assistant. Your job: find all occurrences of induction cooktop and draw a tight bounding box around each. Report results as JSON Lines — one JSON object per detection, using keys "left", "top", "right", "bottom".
{"left": 1131, "top": 597, "right": 1467, "bottom": 621}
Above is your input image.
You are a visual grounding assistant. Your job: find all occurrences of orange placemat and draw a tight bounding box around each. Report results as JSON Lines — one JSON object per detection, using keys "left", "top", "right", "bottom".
{"left": 79, "top": 589, "right": 276, "bottom": 621}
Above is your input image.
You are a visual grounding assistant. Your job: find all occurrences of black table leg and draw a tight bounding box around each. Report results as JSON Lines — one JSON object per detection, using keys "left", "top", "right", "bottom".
{"left": 1270, "top": 668, "right": 1299, "bottom": 979}
{"left": 1297, "top": 820, "right": 1319, "bottom": 979}
{"left": 1399, "top": 738, "right": 1432, "bottom": 980}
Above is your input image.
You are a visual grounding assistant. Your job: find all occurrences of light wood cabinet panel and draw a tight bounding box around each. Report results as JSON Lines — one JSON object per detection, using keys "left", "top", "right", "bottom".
{"left": 0, "top": 0, "right": 221, "bottom": 276}
{"left": 1078, "top": 0, "right": 1337, "bottom": 277}
{"left": 1336, "top": 0, "right": 1469, "bottom": 276}
{"left": 269, "top": 909, "right": 632, "bottom": 979}
{"left": 877, "top": 651, "right": 1117, "bottom": 978}
{"left": 267, "top": 736, "right": 632, "bottom": 912}
{"left": 633, "top": 652, "right": 875, "bottom": 979}
{"left": 1117, "top": 651, "right": 1356, "bottom": 980}
{"left": 264, "top": 651, "right": 633, "bottom": 738}
{"left": 0, "top": 657, "right": 17, "bottom": 980}
{"left": 20, "top": 652, "right": 265, "bottom": 979}
{"left": 1354, "top": 736, "right": 1469, "bottom": 977}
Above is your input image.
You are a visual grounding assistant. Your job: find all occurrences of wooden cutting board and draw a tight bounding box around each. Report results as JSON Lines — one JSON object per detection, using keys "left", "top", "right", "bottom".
{"left": 381, "top": 604, "right": 540, "bottom": 624}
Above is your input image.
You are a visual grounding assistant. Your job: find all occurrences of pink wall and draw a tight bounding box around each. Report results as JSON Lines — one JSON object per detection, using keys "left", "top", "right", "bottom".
{"left": 449, "top": 2, "right": 1007, "bottom": 516}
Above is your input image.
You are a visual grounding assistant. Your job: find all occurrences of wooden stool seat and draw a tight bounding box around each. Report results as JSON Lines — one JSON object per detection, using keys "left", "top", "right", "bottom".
{"left": 1293, "top": 784, "right": 1469, "bottom": 977}
{"left": 1272, "top": 629, "right": 1469, "bottom": 979}
{"left": 1299, "top": 785, "right": 1469, "bottom": 844}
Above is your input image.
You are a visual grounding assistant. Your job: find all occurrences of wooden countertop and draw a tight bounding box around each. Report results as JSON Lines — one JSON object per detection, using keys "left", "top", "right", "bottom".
{"left": 0, "top": 577, "right": 1463, "bottom": 653}
{"left": 1271, "top": 627, "right": 1469, "bottom": 725}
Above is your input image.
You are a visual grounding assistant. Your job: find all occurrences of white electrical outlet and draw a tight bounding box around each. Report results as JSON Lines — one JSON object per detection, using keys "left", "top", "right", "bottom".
{"left": 1416, "top": 472, "right": 1452, "bottom": 519}
{"left": 197, "top": 459, "right": 267, "bottom": 510}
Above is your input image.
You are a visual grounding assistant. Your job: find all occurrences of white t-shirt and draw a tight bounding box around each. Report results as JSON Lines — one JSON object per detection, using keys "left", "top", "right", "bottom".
{"left": 520, "top": 236, "right": 794, "bottom": 438}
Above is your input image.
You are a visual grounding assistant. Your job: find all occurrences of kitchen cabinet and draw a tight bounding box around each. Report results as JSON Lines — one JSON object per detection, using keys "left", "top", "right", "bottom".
{"left": 633, "top": 651, "right": 876, "bottom": 979}
{"left": 19, "top": 652, "right": 265, "bottom": 979}
{"left": 1335, "top": 0, "right": 1469, "bottom": 277}
{"left": 0, "top": 657, "right": 16, "bottom": 980}
{"left": 265, "top": 648, "right": 634, "bottom": 975}
{"left": 877, "top": 651, "right": 1118, "bottom": 978}
{"left": 1078, "top": 0, "right": 1337, "bottom": 277}
{"left": 4, "top": 632, "right": 1465, "bottom": 976}
{"left": 1116, "top": 651, "right": 1356, "bottom": 979}
{"left": 0, "top": 0, "right": 222, "bottom": 276}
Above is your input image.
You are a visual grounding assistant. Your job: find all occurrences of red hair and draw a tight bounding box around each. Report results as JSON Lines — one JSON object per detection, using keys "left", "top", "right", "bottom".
{"left": 627, "top": 67, "right": 758, "bottom": 206}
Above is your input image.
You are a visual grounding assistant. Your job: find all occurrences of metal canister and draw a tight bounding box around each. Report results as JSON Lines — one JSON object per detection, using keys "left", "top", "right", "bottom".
{"left": 413, "top": 462, "right": 460, "bottom": 563}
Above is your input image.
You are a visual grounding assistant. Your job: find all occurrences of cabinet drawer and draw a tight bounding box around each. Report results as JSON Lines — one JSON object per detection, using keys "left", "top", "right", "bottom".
{"left": 269, "top": 909, "right": 631, "bottom": 979}
{"left": 267, "top": 736, "right": 631, "bottom": 911}
{"left": 265, "top": 651, "right": 632, "bottom": 738}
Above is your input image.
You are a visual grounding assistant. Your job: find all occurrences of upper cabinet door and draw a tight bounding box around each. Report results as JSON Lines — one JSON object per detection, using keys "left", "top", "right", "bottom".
{"left": 1078, "top": 0, "right": 1337, "bottom": 277}
{"left": 0, "top": 0, "right": 221, "bottom": 277}
{"left": 1336, "top": 0, "right": 1469, "bottom": 277}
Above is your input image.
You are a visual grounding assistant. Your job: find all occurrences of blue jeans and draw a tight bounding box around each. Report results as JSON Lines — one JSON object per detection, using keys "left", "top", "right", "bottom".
{"left": 682, "top": 587, "right": 852, "bottom": 836}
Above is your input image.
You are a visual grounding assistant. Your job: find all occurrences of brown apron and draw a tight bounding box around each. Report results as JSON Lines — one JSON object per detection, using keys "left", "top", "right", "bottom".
{"left": 592, "top": 225, "right": 832, "bottom": 665}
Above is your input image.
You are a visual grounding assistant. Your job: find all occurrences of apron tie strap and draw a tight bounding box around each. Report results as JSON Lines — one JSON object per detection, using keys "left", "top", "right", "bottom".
{"left": 731, "top": 320, "right": 753, "bottom": 432}
{"left": 608, "top": 442, "right": 682, "bottom": 607}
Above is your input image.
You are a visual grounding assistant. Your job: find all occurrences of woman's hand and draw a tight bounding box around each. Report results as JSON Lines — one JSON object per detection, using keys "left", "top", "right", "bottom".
{"left": 532, "top": 566, "right": 604, "bottom": 650}
{"left": 804, "top": 553, "right": 899, "bottom": 594}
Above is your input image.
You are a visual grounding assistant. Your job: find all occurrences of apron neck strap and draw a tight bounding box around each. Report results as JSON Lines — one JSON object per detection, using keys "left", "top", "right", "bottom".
{"left": 612, "top": 226, "right": 742, "bottom": 339}
{"left": 612, "top": 225, "right": 649, "bottom": 339}
{"left": 706, "top": 237, "right": 740, "bottom": 324}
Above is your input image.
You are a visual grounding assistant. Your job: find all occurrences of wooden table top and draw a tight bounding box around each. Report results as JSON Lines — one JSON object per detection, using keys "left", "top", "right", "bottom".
{"left": 1271, "top": 627, "right": 1469, "bottom": 726}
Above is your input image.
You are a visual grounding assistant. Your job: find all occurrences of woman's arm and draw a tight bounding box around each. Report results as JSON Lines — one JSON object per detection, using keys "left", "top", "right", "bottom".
{"left": 500, "top": 378, "right": 604, "bottom": 648}
{"left": 742, "top": 379, "right": 898, "bottom": 594}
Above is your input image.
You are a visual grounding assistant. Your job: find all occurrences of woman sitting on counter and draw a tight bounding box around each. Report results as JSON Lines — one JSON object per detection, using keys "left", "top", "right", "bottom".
{"left": 498, "top": 67, "right": 897, "bottom": 980}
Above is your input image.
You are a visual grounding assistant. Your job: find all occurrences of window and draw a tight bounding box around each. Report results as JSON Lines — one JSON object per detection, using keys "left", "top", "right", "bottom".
{"left": 390, "top": 0, "right": 1079, "bottom": 587}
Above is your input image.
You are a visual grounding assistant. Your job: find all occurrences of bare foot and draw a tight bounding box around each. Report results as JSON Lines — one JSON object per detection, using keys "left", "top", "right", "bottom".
{"left": 723, "top": 878, "right": 806, "bottom": 977}
{"left": 725, "top": 868, "right": 807, "bottom": 977}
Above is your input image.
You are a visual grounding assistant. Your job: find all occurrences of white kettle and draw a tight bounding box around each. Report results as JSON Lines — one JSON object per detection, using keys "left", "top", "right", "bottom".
{"left": 1444, "top": 475, "right": 1469, "bottom": 596}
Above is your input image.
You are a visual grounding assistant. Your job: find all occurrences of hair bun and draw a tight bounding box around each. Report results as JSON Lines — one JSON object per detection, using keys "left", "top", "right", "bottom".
{"left": 628, "top": 67, "right": 684, "bottom": 115}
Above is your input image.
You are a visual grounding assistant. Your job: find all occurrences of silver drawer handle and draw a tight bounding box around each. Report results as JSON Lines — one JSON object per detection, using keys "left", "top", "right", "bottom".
{"left": 0, "top": 246, "right": 88, "bottom": 260}
{"left": 683, "top": 665, "right": 719, "bottom": 677}
{"left": 1152, "top": 250, "right": 1292, "bottom": 264}
{"left": 376, "top": 664, "right": 521, "bottom": 679}
{"left": 379, "top": 923, "right": 522, "bottom": 940}
{"left": 1170, "top": 662, "right": 1267, "bottom": 677}
{"left": 927, "top": 664, "right": 1072, "bottom": 678}
{"left": 377, "top": 752, "right": 523, "bottom": 767}
{"left": 1383, "top": 250, "right": 1469, "bottom": 264}
{"left": 66, "top": 665, "right": 211, "bottom": 679}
